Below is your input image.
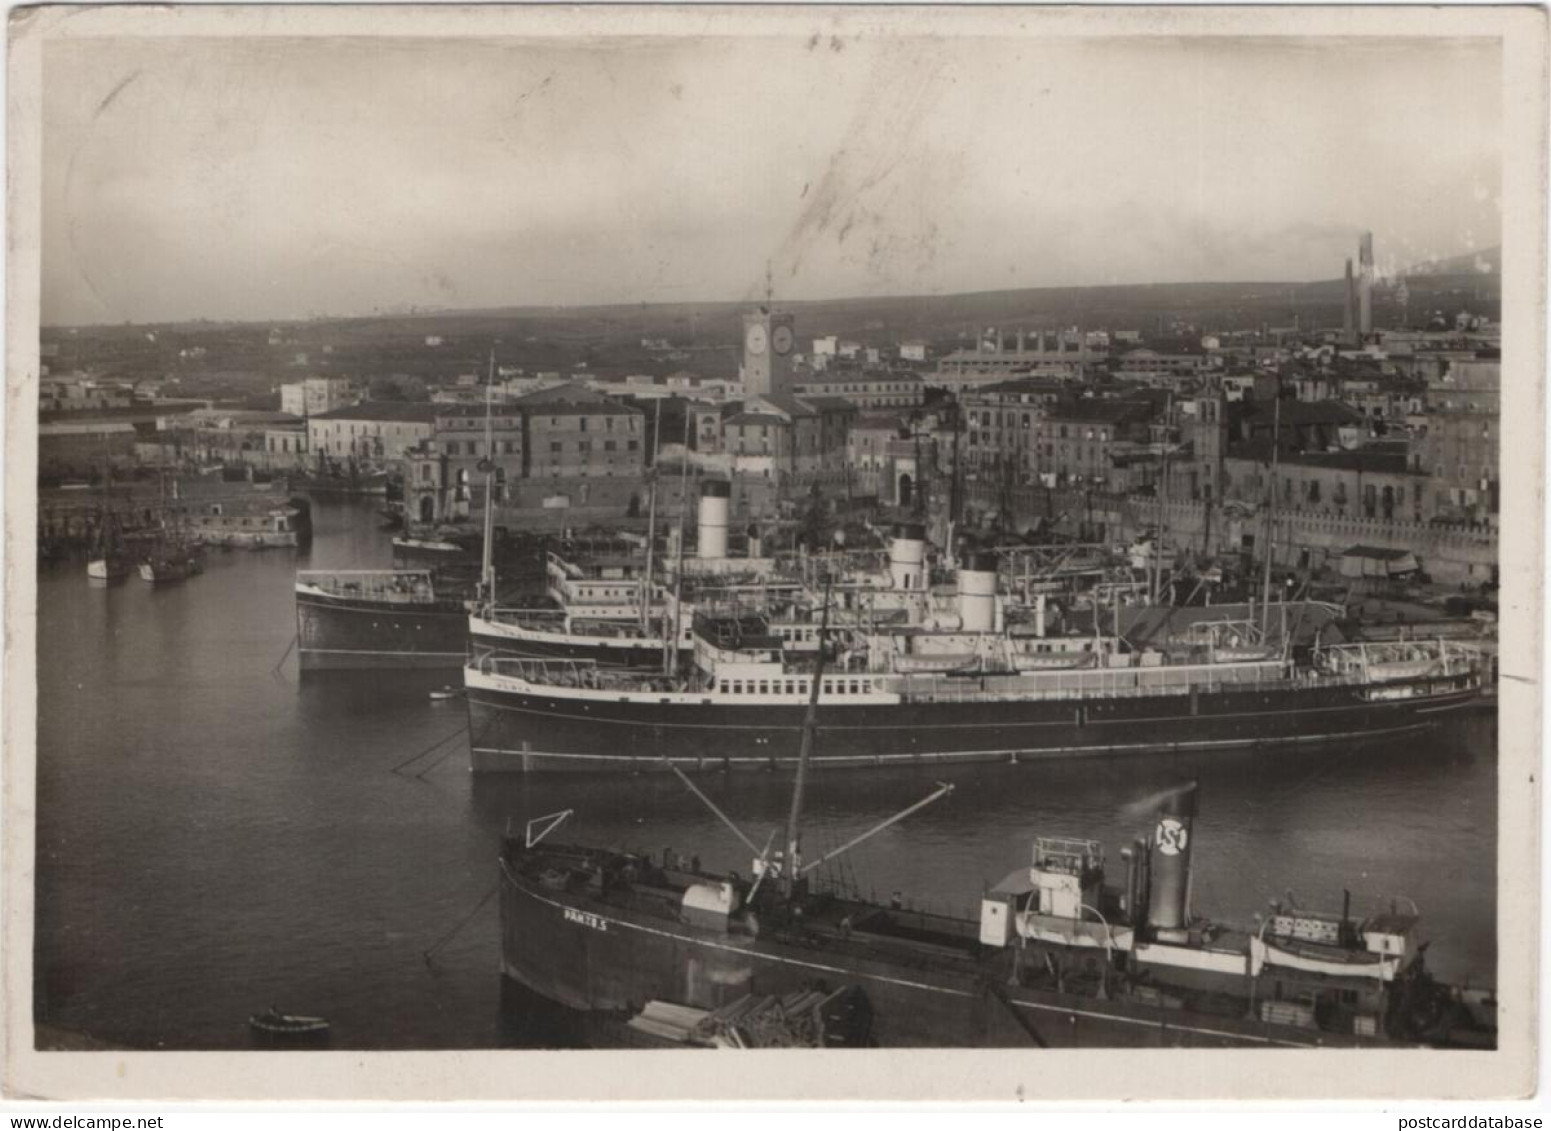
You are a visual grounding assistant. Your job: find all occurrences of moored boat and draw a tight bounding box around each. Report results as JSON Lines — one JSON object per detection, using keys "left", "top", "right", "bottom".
{"left": 295, "top": 569, "right": 473, "bottom": 671}
{"left": 464, "top": 552, "right": 1484, "bottom": 773}
{"left": 137, "top": 535, "right": 205, "bottom": 583}
{"left": 86, "top": 555, "right": 131, "bottom": 581}
{"left": 393, "top": 534, "right": 471, "bottom": 560}
{"left": 248, "top": 1008, "right": 330, "bottom": 1036}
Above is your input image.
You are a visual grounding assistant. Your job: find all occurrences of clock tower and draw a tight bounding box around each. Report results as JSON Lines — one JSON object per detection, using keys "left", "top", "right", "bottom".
{"left": 742, "top": 305, "right": 796, "bottom": 398}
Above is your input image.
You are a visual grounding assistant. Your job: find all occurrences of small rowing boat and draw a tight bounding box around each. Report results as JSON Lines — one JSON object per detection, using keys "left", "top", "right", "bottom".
{"left": 248, "top": 1008, "right": 330, "bottom": 1036}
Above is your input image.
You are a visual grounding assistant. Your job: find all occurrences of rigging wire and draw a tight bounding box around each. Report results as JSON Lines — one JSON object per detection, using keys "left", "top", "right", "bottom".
{"left": 270, "top": 635, "right": 297, "bottom": 678}
{"left": 388, "top": 723, "right": 469, "bottom": 777}
{"left": 422, "top": 882, "right": 499, "bottom": 966}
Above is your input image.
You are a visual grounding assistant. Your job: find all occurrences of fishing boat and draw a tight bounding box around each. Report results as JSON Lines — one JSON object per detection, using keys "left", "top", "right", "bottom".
{"left": 498, "top": 593, "right": 1495, "bottom": 1049}
{"left": 135, "top": 474, "right": 206, "bottom": 583}
{"left": 86, "top": 510, "right": 132, "bottom": 581}
{"left": 86, "top": 555, "right": 131, "bottom": 582}
{"left": 248, "top": 1008, "right": 330, "bottom": 1036}
{"left": 84, "top": 459, "right": 133, "bottom": 581}
{"left": 137, "top": 530, "right": 205, "bottom": 583}
{"left": 138, "top": 550, "right": 203, "bottom": 583}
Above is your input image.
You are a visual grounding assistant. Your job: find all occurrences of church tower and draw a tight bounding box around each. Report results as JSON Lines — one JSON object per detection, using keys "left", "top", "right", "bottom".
{"left": 742, "top": 268, "right": 797, "bottom": 398}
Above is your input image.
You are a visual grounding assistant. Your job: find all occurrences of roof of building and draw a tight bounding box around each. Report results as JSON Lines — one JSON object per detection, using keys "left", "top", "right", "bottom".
{"left": 1043, "top": 399, "right": 1157, "bottom": 425}
{"left": 514, "top": 382, "right": 642, "bottom": 415}
{"left": 795, "top": 394, "right": 860, "bottom": 414}
{"left": 973, "top": 377, "right": 1070, "bottom": 396}
{"left": 309, "top": 401, "right": 437, "bottom": 423}
{"left": 433, "top": 402, "right": 522, "bottom": 418}
{"left": 752, "top": 393, "right": 816, "bottom": 418}
{"left": 795, "top": 369, "right": 924, "bottom": 384}
{"left": 853, "top": 412, "right": 910, "bottom": 432}
{"left": 191, "top": 409, "right": 300, "bottom": 425}
{"left": 1343, "top": 545, "right": 1417, "bottom": 561}
{"left": 1240, "top": 398, "right": 1365, "bottom": 426}
{"left": 1119, "top": 345, "right": 1207, "bottom": 360}
{"left": 1225, "top": 443, "right": 1414, "bottom": 475}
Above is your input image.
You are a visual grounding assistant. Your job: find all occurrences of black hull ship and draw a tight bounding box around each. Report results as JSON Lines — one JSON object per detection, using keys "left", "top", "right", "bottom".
{"left": 470, "top": 664, "right": 1480, "bottom": 773}
{"left": 465, "top": 508, "right": 1486, "bottom": 772}
{"left": 465, "top": 565, "right": 1483, "bottom": 773}
{"left": 292, "top": 555, "right": 546, "bottom": 671}
{"left": 295, "top": 569, "right": 473, "bottom": 671}
{"left": 498, "top": 787, "right": 1495, "bottom": 1049}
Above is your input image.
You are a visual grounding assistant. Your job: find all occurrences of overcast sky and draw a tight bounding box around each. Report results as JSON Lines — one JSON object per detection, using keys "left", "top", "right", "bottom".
{"left": 42, "top": 34, "right": 1501, "bottom": 325}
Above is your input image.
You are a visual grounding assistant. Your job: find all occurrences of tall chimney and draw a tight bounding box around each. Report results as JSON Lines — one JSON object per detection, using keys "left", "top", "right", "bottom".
{"left": 957, "top": 551, "right": 998, "bottom": 632}
{"left": 1145, "top": 782, "right": 1199, "bottom": 942}
{"left": 1343, "top": 258, "right": 1356, "bottom": 344}
{"left": 1358, "top": 232, "right": 1374, "bottom": 337}
{"left": 697, "top": 480, "right": 730, "bottom": 560}
{"left": 888, "top": 523, "right": 927, "bottom": 591}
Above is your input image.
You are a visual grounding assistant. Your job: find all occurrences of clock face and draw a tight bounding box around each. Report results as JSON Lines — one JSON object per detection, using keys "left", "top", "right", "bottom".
{"left": 771, "top": 325, "right": 794, "bottom": 355}
{"left": 745, "top": 323, "right": 768, "bottom": 356}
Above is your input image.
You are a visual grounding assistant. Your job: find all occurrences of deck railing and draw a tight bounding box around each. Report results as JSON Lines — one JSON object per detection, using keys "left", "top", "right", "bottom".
{"left": 296, "top": 569, "right": 439, "bottom": 603}
{"left": 470, "top": 637, "right": 1482, "bottom": 703}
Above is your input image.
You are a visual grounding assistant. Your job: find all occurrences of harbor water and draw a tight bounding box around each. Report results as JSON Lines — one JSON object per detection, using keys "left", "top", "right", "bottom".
{"left": 33, "top": 498, "right": 1499, "bottom": 1050}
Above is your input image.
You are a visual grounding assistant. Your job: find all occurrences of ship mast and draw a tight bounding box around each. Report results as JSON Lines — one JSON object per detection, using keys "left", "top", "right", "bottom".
{"left": 479, "top": 349, "right": 498, "bottom": 609}
{"left": 1259, "top": 387, "right": 1282, "bottom": 637}
{"left": 656, "top": 560, "right": 954, "bottom": 902}
{"left": 666, "top": 411, "right": 692, "bottom": 676}
{"left": 778, "top": 575, "right": 956, "bottom": 897}
{"left": 640, "top": 397, "right": 663, "bottom": 637}
{"left": 783, "top": 573, "right": 834, "bottom": 897}
{"left": 1151, "top": 392, "right": 1172, "bottom": 606}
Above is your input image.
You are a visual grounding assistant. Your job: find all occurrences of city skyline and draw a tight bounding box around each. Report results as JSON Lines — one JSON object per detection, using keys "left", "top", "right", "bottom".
{"left": 42, "top": 34, "right": 1500, "bottom": 326}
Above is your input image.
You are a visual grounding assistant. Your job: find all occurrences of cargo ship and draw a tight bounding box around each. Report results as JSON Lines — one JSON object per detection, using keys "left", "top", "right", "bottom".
{"left": 499, "top": 696, "right": 1495, "bottom": 1048}
{"left": 464, "top": 545, "right": 1485, "bottom": 773}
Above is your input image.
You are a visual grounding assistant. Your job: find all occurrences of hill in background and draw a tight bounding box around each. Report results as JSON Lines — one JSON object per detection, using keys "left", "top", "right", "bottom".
{"left": 40, "top": 250, "right": 1501, "bottom": 403}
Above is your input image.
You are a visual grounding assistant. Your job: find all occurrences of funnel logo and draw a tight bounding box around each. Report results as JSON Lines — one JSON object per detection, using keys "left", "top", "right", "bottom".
{"left": 1155, "top": 817, "right": 1189, "bottom": 856}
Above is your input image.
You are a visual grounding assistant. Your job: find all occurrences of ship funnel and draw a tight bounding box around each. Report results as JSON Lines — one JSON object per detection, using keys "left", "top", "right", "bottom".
{"left": 697, "top": 480, "right": 730, "bottom": 560}
{"left": 1144, "top": 782, "right": 1198, "bottom": 940}
{"left": 888, "top": 523, "right": 927, "bottom": 591}
{"left": 957, "top": 551, "right": 998, "bottom": 632}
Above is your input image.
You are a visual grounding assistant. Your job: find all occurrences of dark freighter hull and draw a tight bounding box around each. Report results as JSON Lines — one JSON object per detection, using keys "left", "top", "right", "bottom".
{"left": 466, "top": 671, "right": 1483, "bottom": 772}
{"left": 296, "top": 592, "right": 470, "bottom": 670}
{"left": 499, "top": 859, "right": 1386, "bottom": 1049}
